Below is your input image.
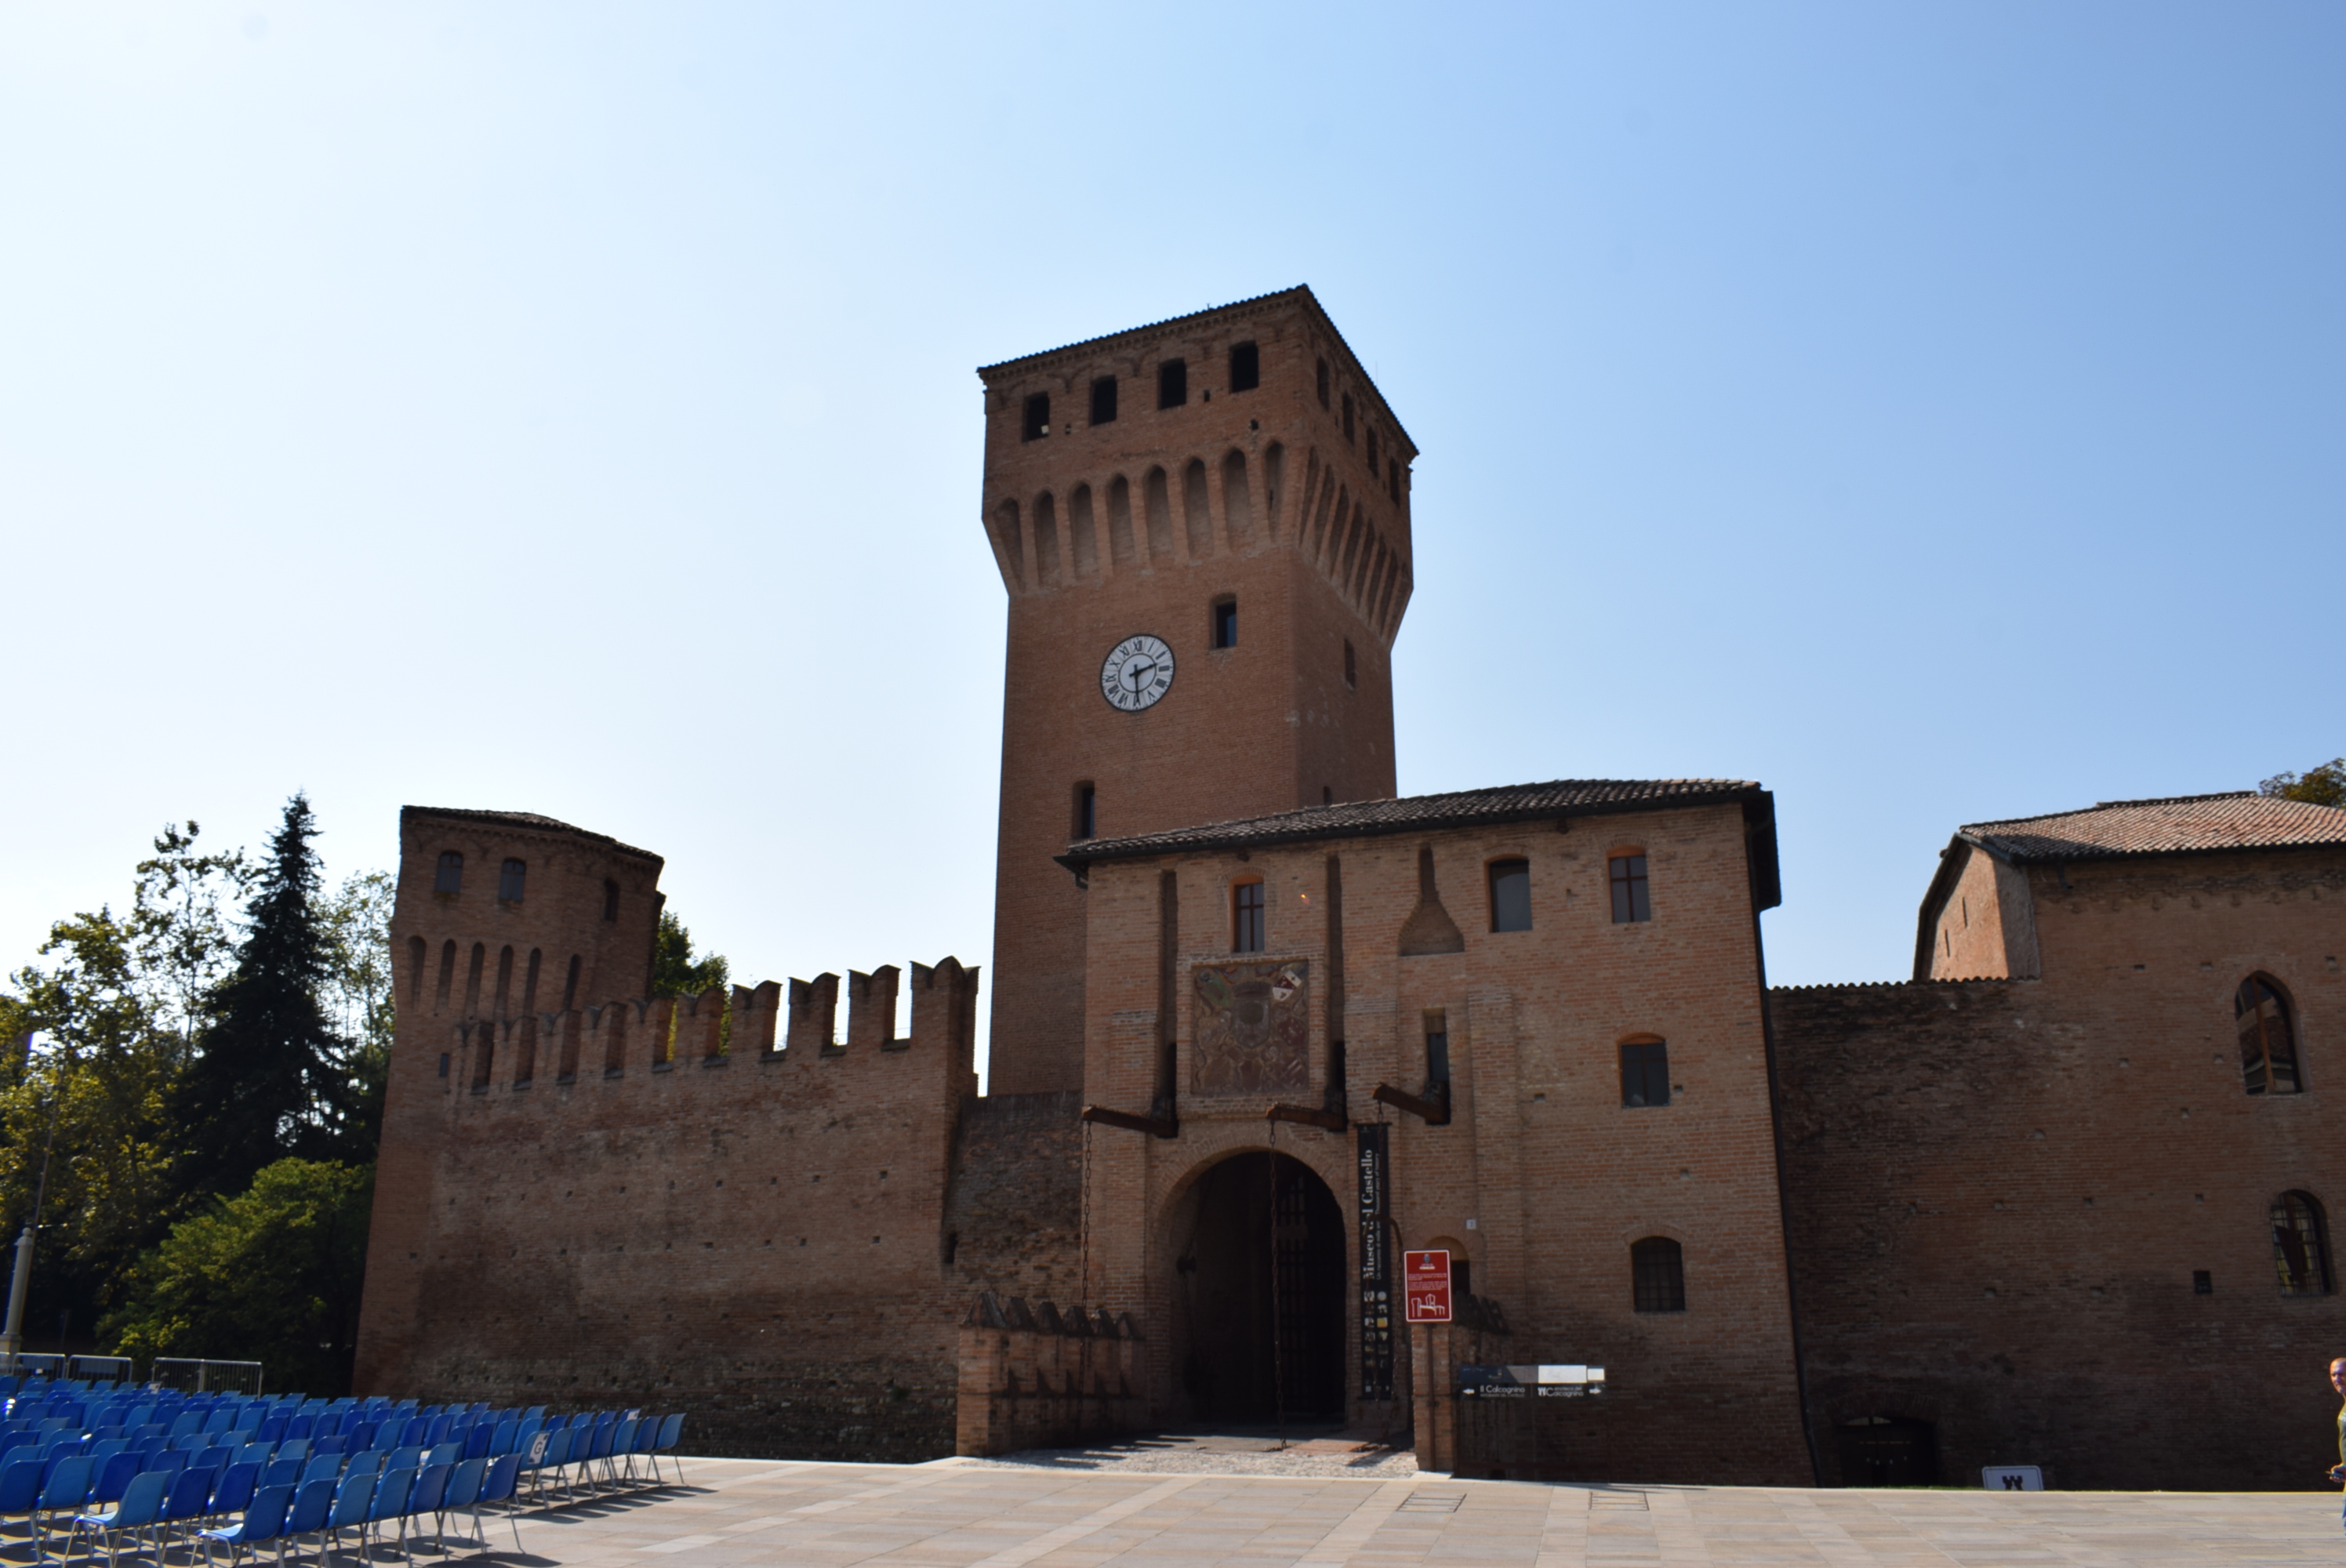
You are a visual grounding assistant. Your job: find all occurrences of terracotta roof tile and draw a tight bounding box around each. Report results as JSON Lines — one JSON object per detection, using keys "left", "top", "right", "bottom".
{"left": 1961, "top": 792, "right": 2346, "bottom": 862}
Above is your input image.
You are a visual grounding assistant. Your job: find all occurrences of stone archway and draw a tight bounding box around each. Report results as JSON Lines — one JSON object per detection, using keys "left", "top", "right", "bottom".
{"left": 1168, "top": 1150, "right": 1346, "bottom": 1424}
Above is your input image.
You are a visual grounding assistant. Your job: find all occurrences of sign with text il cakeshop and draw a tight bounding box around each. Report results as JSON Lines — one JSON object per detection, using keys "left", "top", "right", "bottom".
{"left": 1403, "top": 1249, "right": 1452, "bottom": 1323}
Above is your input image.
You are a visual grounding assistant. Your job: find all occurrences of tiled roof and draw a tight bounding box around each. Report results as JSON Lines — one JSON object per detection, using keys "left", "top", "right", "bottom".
{"left": 1960, "top": 792, "right": 2346, "bottom": 862}
{"left": 1058, "top": 778, "right": 1769, "bottom": 871}
{"left": 401, "top": 805, "right": 663, "bottom": 862}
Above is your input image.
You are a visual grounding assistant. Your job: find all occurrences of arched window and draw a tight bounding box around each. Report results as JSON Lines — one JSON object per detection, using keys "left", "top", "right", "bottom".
{"left": 2272, "top": 1191, "right": 2333, "bottom": 1295}
{"left": 499, "top": 858, "right": 526, "bottom": 902}
{"left": 1619, "top": 1035, "right": 1669, "bottom": 1108}
{"left": 2238, "top": 975, "right": 2301, "bottom": 1095}
{"left": 1631, "top": 1236, "right": 1685, "bottom": 1312}
{"left": 1233, "top": 877, "right": 1266, "bottom": 953}
{"left": 1487, "top": 858, "right": 1531, "bottom": 932}
{"left": 434, "top": 851, "right": 463, "bottom": 895}
{"left": 602, "top": 880, "right": 620, "bottom": 922}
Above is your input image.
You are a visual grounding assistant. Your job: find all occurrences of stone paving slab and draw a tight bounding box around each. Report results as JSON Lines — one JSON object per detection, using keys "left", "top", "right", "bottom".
{"left": 380, "top": 1457, "right": 2346, "bottom": 1567}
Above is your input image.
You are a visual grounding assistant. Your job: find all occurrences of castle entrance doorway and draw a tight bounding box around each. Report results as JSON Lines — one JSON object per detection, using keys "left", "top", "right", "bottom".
{"left": 1173, "top": 1152, "right": 1346, "bottom": 1423}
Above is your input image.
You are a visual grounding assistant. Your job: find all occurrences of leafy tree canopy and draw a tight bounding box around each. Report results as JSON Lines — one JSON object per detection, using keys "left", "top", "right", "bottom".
{"left": 652, "top": 910, "right": 729, "bottom": 997}
{"left": 2261, "top": 757, "right": 2346, "bottom": 809}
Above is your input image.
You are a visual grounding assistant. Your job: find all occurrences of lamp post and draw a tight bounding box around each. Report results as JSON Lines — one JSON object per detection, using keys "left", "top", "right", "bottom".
{"left": 0, "top": 1080, "right": 65, "bottom": 1374}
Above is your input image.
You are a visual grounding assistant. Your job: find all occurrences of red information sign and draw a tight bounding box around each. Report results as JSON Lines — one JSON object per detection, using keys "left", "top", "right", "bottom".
{"left": 1403, "top": 1249, "right": 1452, "bottom": 1323}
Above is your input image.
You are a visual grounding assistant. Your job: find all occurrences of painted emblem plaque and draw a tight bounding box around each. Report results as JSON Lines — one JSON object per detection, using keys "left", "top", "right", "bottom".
{"left": 1189, "top": 960, "right": 1309, "bottom": 1096}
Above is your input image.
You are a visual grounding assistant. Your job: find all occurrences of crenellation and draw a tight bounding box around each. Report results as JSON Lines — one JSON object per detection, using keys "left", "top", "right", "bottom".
{"left": 732, "top": 980, "right": 782, "bottom": 1054}
{"left": 848, "top": 966, "right": 902, "bottom": 1053}
{"left": 788, "top": 973, "right": 841, "bottom": 1056}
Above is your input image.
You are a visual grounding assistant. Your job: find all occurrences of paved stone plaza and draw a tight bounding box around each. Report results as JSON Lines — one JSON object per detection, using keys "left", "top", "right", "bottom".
{"left": 460, "top": 1456, "right": 2346, "bottom": 1566}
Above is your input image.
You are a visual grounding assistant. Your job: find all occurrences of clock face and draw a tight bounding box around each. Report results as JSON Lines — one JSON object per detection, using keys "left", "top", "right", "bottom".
{"left": 1100, "top": 634, "right": 1175, "bottom": 712}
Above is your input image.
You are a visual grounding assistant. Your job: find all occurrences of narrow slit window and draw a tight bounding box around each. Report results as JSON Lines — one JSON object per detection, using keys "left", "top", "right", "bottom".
{"left": 602, "top": 879, "right": 620, "bottom": 922}
{"left": 1229, "top": 340, "right": 1259, "bottom": 392}
{"left": 434, "top": 851, "right": 463, "bottom": 895}
{"left": 1487, "top": 858, "right": 1531, "bottom": 932}
{"left": 1367, "top": 430, "right": 1379, "bottom": 473}
{"left": 1090, "top": 376, "right": 1117, "bottom": 425}
{"left": 1233, "top": 879, "right": 1266, "bottom": 953}
{"left": 1212, "top": 597, "right": 1237, "bottom": 649}
{"left": 1632, "top": 1236, "right": 1686, "bottom": 1312}
{"left": 1315, "top": 357, "right": 1331, "bottom": 408}
{"left": 1073, "top": 782, "right": 1097, "bottom": 842}
{"left": 2237, "top": 975, "right": 2301, "bottom": 1094}
{"left": 1157, "top": 359, "right": 1188, "bottom": 409}
{"left": 1343, "top": 639, "right": 1356, "bottom": 689}
{"left": 406, "top": 936, "right": 426, "bottom": 1002}
{"left": 1610, "top": 853, "right": 1651, "bottom": 923}
{"left": 499, "top": 858, "right": 526, "bottom": 902}
{"left": 1341, "top": 394, "right": 1355, "bottom": 441}
{"left": 1021, "top": 393, "right": 1051, "bottom": 441}
{"left": 1424, "top": 1010, "right": 1451, "bottom": 1102}
{"left": 1620, "top": 1036, "right": 1669, "bottom": 1107}
{"left": 2272, "top": 1191, "right": 2333, "bottom": 1294}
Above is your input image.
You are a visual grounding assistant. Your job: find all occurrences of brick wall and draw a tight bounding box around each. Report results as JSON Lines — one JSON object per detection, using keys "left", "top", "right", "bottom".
{"left": 1775, "top": 844, "right": 2346, "bottom": 1489}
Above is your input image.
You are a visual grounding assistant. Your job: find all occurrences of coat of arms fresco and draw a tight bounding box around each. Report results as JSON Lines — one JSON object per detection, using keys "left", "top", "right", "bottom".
{"left": 1190, "top": 960, "right": 1309, "bottom": 1095}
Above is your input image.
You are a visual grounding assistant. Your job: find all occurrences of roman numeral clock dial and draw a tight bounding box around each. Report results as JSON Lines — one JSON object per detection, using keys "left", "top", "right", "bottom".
{"left": 1100, "top": 634, "right": 1175, "bottom": 713}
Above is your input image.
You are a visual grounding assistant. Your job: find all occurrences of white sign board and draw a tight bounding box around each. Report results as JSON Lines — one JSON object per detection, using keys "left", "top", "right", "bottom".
{"left": 1981, "top": 1465, "right": 2042, "bottom": 1491}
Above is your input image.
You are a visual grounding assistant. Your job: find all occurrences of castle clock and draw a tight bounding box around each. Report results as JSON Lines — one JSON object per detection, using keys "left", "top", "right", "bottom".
{"left": 1100, "top": 635, "right": 1175, "bottom": 712}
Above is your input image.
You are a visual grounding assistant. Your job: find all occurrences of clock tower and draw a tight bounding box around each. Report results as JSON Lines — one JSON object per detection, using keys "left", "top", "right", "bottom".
{"left": 977, "top": 287, "right": 1415, "bottom": 1094}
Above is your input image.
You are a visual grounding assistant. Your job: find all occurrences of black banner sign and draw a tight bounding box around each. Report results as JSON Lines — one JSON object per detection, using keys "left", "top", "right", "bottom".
{"left": 1356, "top": 1123, "right": 1393, "bottom": 1402}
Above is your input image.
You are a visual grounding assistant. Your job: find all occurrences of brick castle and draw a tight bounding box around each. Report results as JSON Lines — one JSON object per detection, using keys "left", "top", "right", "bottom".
{"left": 354, "top": 288, "right": 2346, "bottom": 1488}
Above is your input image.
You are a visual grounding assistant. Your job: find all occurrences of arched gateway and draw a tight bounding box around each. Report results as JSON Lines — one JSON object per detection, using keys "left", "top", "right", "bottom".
{"left": 1165, "top": 1151, "right": 1346, "bottom": 1423}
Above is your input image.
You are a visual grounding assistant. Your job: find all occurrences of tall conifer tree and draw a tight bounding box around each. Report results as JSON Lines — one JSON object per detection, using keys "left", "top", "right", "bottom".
{"left": 178, "top": 793, "right": 350, "bottom": 1196}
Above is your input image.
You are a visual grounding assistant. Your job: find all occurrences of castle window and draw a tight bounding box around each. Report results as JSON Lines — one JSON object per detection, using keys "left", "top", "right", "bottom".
{"left": 434, "top": 851, "right": 463, "bottom": 895}
{"left": 499, "top": 858, "right": 526, "bottom": 902}
{"left": 1367, "top": 429, "right": 1380, "bottom": 473}
{"left": 1211, "top": 597, "right": 1237, "bottom": 649}
{"left": 438, "top": 1053, "right": 450, "bottom": 1079}
{"left": 1389, "top": 463, "right": 1402, "bottom": 503}
{"left": 406, "top": 936, "right": 426, "bottom": 1002}
{"left": 1488, "top": 858, "right": 1531, "bottom": 932}
{"left": 1233, "top": 877, "right": 1266, "bottom": 953}
{"left": 1157, "top": 359, "right": 1187, "bottom": 409}
{"left": 2272, "top": 1191, "right": 2333, "bottom": 1294}
{"left": 1229, "top": 340, "right": 1259, "bottom": 392}
{"left": 562, "top": 953, "right": 581, "bottom": 1011}
{"left": 1315, "top": 357, "right": 1330, "bottom": 408}
{"left": 602, "top": 880, "right": 619, "bottom": 923}
{"left": 1632, "top": 1236, "right": 1685, "bottom": 1312}
{"left": 1341, "top": 394, "right": 1355, "bottom": 441}
{"left": 1610, "top": 852, "right": 1651, "bottom": 924}
{"left": 1021, "top": 393, "right": 1051, "bottom": 441}
{"left": 2238, "top": 975, "right": 2301, "bottom": 1095}
{"left": 1620, "top": 1036, "right": 1669, "bottom": 1107}
{"left": 1344, "top": 639, "right": 1356, "bottom": 689}
{"left": 1424, "top": 1009, "right": 1451, "bottom": 1103}
{"left": 437, "top": 940, "right": 456, "bottom": 1007}
{"left": 1074, "top": 782, "right": 1096, "bottom": 842}
{"left": 1090, "top": 376, "right": 1117, "bottom": 426}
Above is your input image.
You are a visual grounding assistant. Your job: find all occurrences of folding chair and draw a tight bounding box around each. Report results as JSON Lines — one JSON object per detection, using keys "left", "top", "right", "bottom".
{"left": 196, "top": 1478, "right": 291, "bottom": 1568}
{"left": 69, "top": 1468, "right": 165, "bottom": 1568}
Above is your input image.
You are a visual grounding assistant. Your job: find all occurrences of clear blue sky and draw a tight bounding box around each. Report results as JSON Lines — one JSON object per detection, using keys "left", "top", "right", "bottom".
{"left": 5, "top": 3, "right": 2341, "bottom": 1080}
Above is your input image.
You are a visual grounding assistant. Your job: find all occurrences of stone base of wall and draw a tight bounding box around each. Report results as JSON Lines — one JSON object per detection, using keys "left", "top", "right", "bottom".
{"left": 956, "top": 1294, "right": 1146, "bottom": 1457}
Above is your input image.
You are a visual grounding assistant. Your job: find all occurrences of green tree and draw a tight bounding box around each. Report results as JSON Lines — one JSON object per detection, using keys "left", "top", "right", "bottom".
{"left": 176, "top": 794, "right": 349, "bottom": 1196}
{"left": 651, "top": 909, "right": 729, "bottom": 997}
{"left": 2261, "top": 758, "right": 2346, "bottom": 808}
{"left": 102, "top": 1158, "right": 372, "bottom": 1397}
{"left": 317, "top": 870, "right": 394, "bottom": 1160}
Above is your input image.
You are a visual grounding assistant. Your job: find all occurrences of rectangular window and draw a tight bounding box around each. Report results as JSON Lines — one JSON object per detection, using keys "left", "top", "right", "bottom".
{"left": 1212, "top": 598, "right": 1237, "bottom": 649}
{"left": 1233, "top": 880, "right": 1266, "bottom": 952}
{"left": 499, "top": 858, "right": 526, "bottom": 902}
{"left": 1610, "top": 854, "right": 1651, "bottom": 923}
{"left": 1488, "top": 858, "right": 1531, "bottom": 932}
{"left": 1632, "top": 1237, "right": 1686, "bottom": 1312}
{"left": 438, "top": 1053, "right": 451, "bottom": 1079}
{"left": 1229, "top": 341, "right": 1259, "bottom": 391}
{"left": 1620, "top": 1039, "right": 1669, "bottom": 1107}
{"left": 1315, "top": 357, "right": 1331, "bottom": 408}
{"left": 1021, "top": 392, "right": 1051, "bottom": 441}
{"left": 434, "top": 851, "right": 463, "bottom": 895}
{"left": 1424, "top": 1009, "right": 1451, "bottom": 1100}
{"left": 1074, "top": 783, "right": 1096, "bottom": 842}
{"left": 1090, "top": 376, "right": 1117, "bottom": 426}
{"left": 1157, "top": 359, "right": 1188, "bottom": 409}
{"left": 1343, "top": 639, "right": 1356, "bottom": 689}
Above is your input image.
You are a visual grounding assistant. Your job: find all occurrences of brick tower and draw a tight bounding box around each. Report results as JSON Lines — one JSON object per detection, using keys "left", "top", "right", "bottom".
{"left": 978, "top": 287, "right": 1414, "bottom": 1094}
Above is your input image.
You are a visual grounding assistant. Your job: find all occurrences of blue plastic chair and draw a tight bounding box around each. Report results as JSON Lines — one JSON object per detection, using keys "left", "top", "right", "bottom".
{"left": 436, "top": 1457, "right": 485, "bottom": 1549}
{"left": 298, "top": 1453, "right": 342, "bottom": 1490}
{"left": 607, "top": 1417, "right": 640, "bottom": 1487}
{"left": 363, "top": 1466, "right": 414, "bottom": 1562}
{"left": 473, "top": 1454, "right": 523, "bottom": 1555}
{"left": 652, "top": 1413, "right": 686, "bottom": 1486}
{"left": 71, "top": 1468, "right": 167, "bottom": 1568}
{"left": 405, "top": 1462, "right": 450, "bottom": 1559}
{"left": 0, "top": 1456, "right": 45, "bottom": 1538}
{"left": 89, "top": 1449, "right": 141, "bottom": 1508}
{"left": 157, "top": 1465, "right": 214, "bottom": 1551}
{"left": 198, "top": 1479, "right": 290, "bottom": 1567}
{"left": 210, "top": 1457, "right": 261, "bottom": 1519}
{"left": 321, "top": 1472, "right": 375, "bottom": 1566}
{"left": 34, "top": 1454, "right": 94, "bottom": 1559}
{"left": 281, "top": 1475, "right": 336, "bottom": 1562}
{"left": 387, "top": 1445, "right": 423, "bottom": 1473}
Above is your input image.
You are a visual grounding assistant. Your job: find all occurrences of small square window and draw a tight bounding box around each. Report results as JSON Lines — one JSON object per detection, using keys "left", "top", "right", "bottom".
{"left": 1021, "top": 393, "right": 1051, "bottom": 441}
{"left": 1610, "top": 854, "right": 1651, "bottom": 923}
{"left": 1211, "top": 598, "right": 1237, "bottom": 649}
{"left": 1157, "top": 359, "right": 1188, "bottom": 410}
{"left": 2193, "top": 1269, "right": 2213, "bottom": 1294}
{"left": 1229, "top": 341, "right": 1259, "bottom": 392}
{"left": 1488, "top": 859, "right": 1531, "bottom": 932}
